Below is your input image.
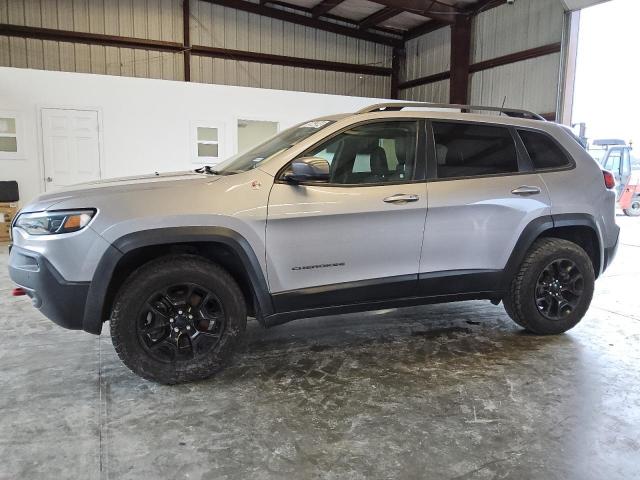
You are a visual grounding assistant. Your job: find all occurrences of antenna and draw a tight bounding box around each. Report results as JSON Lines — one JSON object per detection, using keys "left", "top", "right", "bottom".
{"left": 499, "top": 96, "right": 507, "bottom": 116}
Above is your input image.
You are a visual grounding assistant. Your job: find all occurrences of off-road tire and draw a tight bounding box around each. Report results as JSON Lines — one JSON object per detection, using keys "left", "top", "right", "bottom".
{"left": 504, "top": 238, "right": 595, "bottom": 335}
{"left": 110, "top": 254, "right": 247, "bottom": 384}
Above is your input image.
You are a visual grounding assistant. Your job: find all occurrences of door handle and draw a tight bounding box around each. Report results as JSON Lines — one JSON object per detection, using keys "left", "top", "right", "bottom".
{"left": 511, "top": 186, "right": 541, "bottom": 196}
{"left": 383, "top": 193, "right": 420, "bottom": 204}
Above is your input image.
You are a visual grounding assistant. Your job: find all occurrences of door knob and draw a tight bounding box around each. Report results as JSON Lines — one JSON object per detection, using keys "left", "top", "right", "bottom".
{"left": 46, "top": 177, "right": 53, "bottom": 183}
{"left": 511, "top": 186, "right": 541, "bottom": 196}
{"left": 383, "top": 193, "right": 419, "bottom": 204}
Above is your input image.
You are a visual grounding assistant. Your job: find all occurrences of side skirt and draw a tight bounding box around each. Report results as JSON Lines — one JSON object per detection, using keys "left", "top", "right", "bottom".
{"left": 265, "top": 270, "right": 504, "bottom": 327}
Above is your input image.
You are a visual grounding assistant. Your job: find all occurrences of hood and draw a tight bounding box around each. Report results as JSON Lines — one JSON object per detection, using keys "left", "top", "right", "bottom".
{"left": 24, "top": 171, "right": 221, "bottom": 211}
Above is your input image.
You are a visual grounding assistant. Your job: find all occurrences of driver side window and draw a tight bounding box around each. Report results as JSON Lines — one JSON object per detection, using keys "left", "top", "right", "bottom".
{"left": 303, "top": 121, "right": 418, "bottom": 185}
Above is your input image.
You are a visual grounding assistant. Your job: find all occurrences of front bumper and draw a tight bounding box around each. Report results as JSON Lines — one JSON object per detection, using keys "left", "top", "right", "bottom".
{"left": 8, "top": 246, "right": 89, "bottom": 330}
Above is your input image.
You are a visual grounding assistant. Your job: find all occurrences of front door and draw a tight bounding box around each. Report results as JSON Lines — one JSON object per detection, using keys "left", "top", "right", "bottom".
{"left": 41, "top": 108, "right": 101, "bottom": 191}
{"left": 266, "top": 120, "right": 427, "bottom": 310}
{"left": 421, "top": 121, "right": 552, "bottom": 288}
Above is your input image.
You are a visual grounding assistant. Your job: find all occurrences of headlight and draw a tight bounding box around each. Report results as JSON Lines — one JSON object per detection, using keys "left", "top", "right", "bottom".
{"left": 14, "top": 209, "right": 96, "bottom": 235}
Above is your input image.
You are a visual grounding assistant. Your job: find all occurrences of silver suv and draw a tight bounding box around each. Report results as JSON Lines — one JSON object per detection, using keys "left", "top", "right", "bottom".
{"left": 8, "top": 103, "right": 620, "bottom": 384}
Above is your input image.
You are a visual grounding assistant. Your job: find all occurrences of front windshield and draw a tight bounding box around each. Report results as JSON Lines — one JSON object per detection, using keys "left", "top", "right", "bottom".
{"left": 214, "top": 120, "right": 335, "bottom": 174}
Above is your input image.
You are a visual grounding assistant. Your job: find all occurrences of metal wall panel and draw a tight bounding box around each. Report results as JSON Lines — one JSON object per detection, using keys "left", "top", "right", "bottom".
{"left": 399, "top": 79, "right": 449, "bottom": 103}
{"left": 472, "top": 0, "right": 564, "bottom": 63}
{"left": 0, "top": 0, "right": 184, "bottom": 80}
{"left": 469, "top": 0, "right": 564, "bottom": 114}
{"left": 190, "top": 0, "right": 392, "bottom": 97}
{"left": 399, "top": 0, "right": 564, "bottom": 110}
{"left": 403, "top": 27, "right": 450, "bottom": 84}
{"left": 469, "top": 53, "right": 561, "bottom": 114}
{"left": 0, "top": 0, "right": 392, "bottom": 97}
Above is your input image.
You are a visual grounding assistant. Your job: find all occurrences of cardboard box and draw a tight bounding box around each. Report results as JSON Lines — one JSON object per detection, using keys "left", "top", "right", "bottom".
{"left": 0, "top": 202, "right": 18, "bottom": 222}
{"left": 0, "top": 203, "right": 18, "bottom": 242}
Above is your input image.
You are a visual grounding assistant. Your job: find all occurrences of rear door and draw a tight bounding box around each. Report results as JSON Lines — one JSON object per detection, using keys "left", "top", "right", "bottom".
{"left": 420, "top": 120, "right": 552, "bottom": 290}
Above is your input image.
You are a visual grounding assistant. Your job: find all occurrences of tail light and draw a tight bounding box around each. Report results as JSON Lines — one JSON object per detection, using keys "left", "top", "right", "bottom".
{"left": 603, "top": 170, "right": 616, "bottom": 189}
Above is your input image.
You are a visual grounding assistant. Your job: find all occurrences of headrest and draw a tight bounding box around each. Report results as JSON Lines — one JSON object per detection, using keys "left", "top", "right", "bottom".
{"left": 395, "top": 138, "right": 407, "bottom": 165}
{"left": 436, "top": 144, "right": 448, "bottom": 165}
{"left": 370, "top": 146, "right": 388, "bottom": 176}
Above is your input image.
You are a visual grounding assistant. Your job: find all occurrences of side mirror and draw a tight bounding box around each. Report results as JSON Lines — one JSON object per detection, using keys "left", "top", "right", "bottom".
{"left": 284, "top": 157, "right": 330, "bottom": 183}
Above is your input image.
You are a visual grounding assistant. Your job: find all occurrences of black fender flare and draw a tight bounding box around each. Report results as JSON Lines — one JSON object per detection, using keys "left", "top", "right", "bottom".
{"left": 501, "top": 213, "right": 602, "bottom": 291}
{"left": 82, "top": 226, "right": 273, "bottom": 334}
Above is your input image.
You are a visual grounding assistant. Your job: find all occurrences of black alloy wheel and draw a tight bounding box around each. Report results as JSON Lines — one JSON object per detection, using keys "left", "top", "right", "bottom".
{"left": 138, "top": 283, "right": 226, "bottom": 363}
{"left": 534, "top": 259, "right": 584, "bottom": 321}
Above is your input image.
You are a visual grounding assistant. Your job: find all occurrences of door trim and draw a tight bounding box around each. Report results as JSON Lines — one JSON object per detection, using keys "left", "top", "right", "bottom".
{"left": 38, "top": 105, "right": 104, "bottom": 193}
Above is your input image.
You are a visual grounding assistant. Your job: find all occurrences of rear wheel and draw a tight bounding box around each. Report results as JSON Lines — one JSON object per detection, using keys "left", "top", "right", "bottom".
{"left": 504, "top": 238, "right": 595, "bottom": 335}
{"left": 110, "top": 254, "right": 247, "bottom": 384}
{"left": 623, "top": 198, "right": 640, "bottom": 217}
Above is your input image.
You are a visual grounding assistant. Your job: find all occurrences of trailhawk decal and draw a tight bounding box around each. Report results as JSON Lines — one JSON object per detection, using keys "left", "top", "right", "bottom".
{"left": 291, "top": 262, "right": 346, "bottom": 271}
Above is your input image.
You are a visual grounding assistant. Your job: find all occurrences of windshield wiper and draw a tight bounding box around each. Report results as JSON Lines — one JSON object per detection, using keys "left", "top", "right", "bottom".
{"left": 194, "top": 165, "right": 220, "bottom": 175}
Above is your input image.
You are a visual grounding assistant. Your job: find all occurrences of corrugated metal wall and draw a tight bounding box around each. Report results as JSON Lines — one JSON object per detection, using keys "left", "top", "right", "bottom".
{"left": 0, "top": 0, "right": 392, "bottom": 98}
{"left": 471, "top": 0, "right": 564, "bottom": 63}
{"left": 469, "top": 0, "right": 564, "bottom": 113}
{"left": 0, "top": 0, "right": 185, "bottom": 80}
{"left": 190, "top": 0, "right": 391, "bottom": 97}
{"left": 399, "top": 27, "right": 450, "bottom": 103}
{"left": 398, "top": 0, "right": 565, "bottom": 114}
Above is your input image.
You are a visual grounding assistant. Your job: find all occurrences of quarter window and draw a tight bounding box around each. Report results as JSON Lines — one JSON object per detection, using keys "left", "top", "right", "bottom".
{"left": 301, "top": 121, "right": 418, "bottom": 185}
{"left": 432, "top": 122, "right": 518, "bottom": 179}
{"left": 518, "top": 130, "right": 571, "bottom": 170}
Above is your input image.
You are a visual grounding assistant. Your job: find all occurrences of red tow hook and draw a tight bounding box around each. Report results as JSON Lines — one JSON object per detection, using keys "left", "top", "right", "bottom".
{"left": 12, "top": 287, "right": 27, "bottom": 297}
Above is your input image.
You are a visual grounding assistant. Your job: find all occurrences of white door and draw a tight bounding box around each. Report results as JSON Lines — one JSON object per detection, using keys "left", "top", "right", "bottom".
{"left": 41, "top": 108, "right": 101, "bottom": 191}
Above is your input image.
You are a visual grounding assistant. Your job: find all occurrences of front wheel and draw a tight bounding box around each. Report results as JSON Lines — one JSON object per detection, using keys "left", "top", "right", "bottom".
{"left": 110, "top": 254, "right": 247, "bottom": 384}
{"left": 504, "top": 238, "right": 595, "bottom": 335}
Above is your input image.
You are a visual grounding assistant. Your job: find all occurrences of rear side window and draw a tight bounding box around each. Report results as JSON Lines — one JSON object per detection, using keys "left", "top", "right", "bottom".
{"left": 433, "top": 122, "right": 519, "bottom": 179}
{"left": 519, "top": 130, "right": 571, "bottom": 170}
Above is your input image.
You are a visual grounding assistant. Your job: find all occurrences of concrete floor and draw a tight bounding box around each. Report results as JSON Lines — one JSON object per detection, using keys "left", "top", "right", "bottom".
{"left": 1, "top": 217, "right": 640, "bottom": 480}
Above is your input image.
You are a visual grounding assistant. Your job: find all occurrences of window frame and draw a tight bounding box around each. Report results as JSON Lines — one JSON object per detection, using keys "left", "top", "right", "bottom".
{"left": 426, "top": 119, "right": 530, "bottom": 182}
{"left": 275, "top": 118, "right": 426, "bottom": 187}
{"left": 0, "top": 112, "right": 24, "bottom": 160}
{"left": 191, "top": 121, "right": 224, "bottom": 166}
{"left": 515, "top": 126, "right": 576, "bottom": 174}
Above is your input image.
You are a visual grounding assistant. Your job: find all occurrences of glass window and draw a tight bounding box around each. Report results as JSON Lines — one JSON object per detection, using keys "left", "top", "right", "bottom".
{"left": 0, "top": 117, "right": 18, "bottom": 153}
{"left": 216, "top": 120, "right": 335, "bottom": 174}
{"left": 195, "top": 126, "right": 220, "bottom": 162}
{"left": 519, "top": 130, "right": 571, "bottom": 170}
{"left": 300, "top": 121, "right": 418, "bottom": 185}
{"left": 433, "top": 122, "right": 518, "bottom": 179}
{"left": 604, "top": 150, "right": 622, "bottom": 173}
{"left": 621, "top": 149, "right": 631, "bottom": 176}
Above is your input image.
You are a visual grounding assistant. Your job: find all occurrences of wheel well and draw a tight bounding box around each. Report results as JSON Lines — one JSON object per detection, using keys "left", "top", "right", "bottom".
{"left": 102, "top": 242, "right": 258, "bottom": 323}
{"left": 538, "top": 226, "right": 601, "bottom": 277}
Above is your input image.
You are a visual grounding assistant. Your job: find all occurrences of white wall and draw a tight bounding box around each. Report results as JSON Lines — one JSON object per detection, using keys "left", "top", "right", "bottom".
{"left": 0, "top": 67, "right": 389, "bottom": 205}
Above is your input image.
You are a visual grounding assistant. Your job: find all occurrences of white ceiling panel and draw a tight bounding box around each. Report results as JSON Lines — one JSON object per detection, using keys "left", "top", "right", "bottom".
{"left": 380, "top": 11, "right": 428, "bottom": 31}
{"left": 331, "top": 0, "right": 386, "bottom": 21}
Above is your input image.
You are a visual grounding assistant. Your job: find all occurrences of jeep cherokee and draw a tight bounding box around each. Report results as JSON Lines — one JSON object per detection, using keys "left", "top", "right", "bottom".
{"left": 8, "top": 103, "right": 620, "bottom": 384}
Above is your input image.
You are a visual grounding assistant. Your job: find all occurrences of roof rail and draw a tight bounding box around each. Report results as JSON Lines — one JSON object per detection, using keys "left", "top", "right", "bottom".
{"left": 355, "top": 102, "right": 546, "bottom": 121}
